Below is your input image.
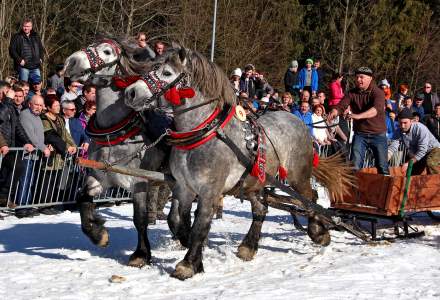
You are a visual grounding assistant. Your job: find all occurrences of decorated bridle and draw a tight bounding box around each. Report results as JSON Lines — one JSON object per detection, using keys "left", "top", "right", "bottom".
{"left": 141, "top": 66, "right": 189, "bottom": 105}
{"left": 77, "top": 39, "right": 123, "bottom": 77}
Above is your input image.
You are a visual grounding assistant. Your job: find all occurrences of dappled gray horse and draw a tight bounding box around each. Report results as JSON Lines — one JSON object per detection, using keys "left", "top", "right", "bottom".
{"left": 64, "top": 37, "right": 168, "bottom": 267}
{"left": 124, "top": 47, "right": 354, "bottom": 279}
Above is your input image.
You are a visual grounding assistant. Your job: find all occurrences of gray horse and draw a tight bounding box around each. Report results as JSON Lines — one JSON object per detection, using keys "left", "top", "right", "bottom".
{"left": 123, "top": 47, "right": 354, "bottom": 280}
{"left": 64, "top": 37, "right": 168, "bottom": 267}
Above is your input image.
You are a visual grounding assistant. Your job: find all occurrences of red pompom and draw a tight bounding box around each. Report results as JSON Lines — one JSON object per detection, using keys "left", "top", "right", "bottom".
{"left": 164, "top": 87, "right": 182, "bottom": 105}
{"left": 112, "top": 76, "right": 141, "bottom": 89}
{"left": 178, "top": 88, "right": 195, "bottom": 99}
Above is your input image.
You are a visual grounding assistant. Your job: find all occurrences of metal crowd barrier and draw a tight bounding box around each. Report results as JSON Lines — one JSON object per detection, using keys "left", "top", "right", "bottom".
{"left": 0, "top": 147, "right": 131, "bottom": 211}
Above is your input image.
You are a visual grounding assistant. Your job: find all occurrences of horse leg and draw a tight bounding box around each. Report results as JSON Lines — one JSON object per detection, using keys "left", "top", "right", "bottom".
{"left": 167, "top": 184, "right": 195, "bottom": 248}
{"left": 214, "top": 196, "right": 223, "bottom": 219}
{"left": 147, "top": 184, "right": 159, "bottom": 224}
{"left": 237, "top": 191, "right": 268, "bottom": 261}
{"left": 78, "top": 176, "right": 109, "bottom": 247}
{"left": 156, "top": 183, "right": 171, "bottom": 220}
{"left": 295, "top": 179, "right": 331, "bottom": 246}
{"left": 128, "top": 181, "right": 152, "bottom": 267}
{"left": 171, "top": 190, "right": 216, "bottom": 280}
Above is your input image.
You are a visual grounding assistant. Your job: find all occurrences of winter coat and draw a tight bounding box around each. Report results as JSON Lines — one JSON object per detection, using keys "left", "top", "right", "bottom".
{"left": 41, "top": 113, "right": 75, "bottom": 170}
{"left": 283, "top": 69, "right": 299, "bottom": 95}
{"left": 67, "top": 117, "right": 90, "bottom": 147}
{"left": 9, "top": 30, "right": 44, "bottom": 69}
{"left": 297, "top": 68, "right": 319, "bottom": 93}
{"left": 424, "top": 114, "right": 440, "bottom": 141}
{"left": 0, "top": 99, "right": 31, "bottom": 147}
{"left": 328, "top": 80, "right": 344, "bottom": 106}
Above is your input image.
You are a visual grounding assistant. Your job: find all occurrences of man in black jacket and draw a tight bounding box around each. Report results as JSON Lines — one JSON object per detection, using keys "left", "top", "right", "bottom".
{"left": 0, "top": 87, "right": 34, "bottom": 211}
{"left": 9, "top": 18, "right": 44, "bottom": 82}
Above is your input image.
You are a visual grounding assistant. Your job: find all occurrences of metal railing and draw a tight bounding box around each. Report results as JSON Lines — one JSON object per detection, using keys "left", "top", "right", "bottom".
{"left": 0, "top": 147, "right": 131, "bottom": 211}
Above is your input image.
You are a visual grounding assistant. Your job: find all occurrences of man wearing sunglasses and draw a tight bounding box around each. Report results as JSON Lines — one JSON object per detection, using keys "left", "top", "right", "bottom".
{"left": 422, "top": 83, "right": 439, "bottom": 116}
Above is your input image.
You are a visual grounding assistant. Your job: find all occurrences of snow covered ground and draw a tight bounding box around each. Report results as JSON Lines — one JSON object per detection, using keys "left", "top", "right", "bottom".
{"left": 0, "top": 195, "right": 439, "bottom": 300}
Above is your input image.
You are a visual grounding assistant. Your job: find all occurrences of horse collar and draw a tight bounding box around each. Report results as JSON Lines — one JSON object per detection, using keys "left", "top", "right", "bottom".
{"left": 86, "top": 111, "right": 142, "bottom": 146}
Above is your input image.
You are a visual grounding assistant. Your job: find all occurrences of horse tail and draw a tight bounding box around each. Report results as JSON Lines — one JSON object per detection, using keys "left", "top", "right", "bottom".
{"left": 311, "top": 152, "right": 357, "bottom": 202}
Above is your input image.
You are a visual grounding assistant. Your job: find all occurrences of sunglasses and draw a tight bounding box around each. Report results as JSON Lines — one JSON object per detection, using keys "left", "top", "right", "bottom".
{"left": 138, "top": 39, "right": 146, "bottom": 42}
{"left": 64, "top": 108, "right": 76, "bottom": 111}
{"left": 425, "top": 86, "right": 432, "bottom": 88}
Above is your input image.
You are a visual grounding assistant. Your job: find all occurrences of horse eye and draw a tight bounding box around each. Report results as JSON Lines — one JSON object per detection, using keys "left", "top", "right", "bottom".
{"left": 103, "top": 50, "right": 111, "bottom": 55}
{"left": 163, "top": 71, "right": 172, "bottom": 76}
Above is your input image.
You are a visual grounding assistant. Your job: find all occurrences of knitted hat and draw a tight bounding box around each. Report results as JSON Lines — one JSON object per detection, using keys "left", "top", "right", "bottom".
{"left": 398, "top": 108, "right": 413, "bottom": 120}
{"left": 305, "top": 58, "right": 313, "bottom": 65}
{"left": 379, "top": 79, "right": 390, "bottom": 88}
{"left": 290, "top": 60, "right": 298, "bottom": 68}
{"left": 231, "top": 68, "right": 242, "bottom": 77}
{"left": 355, "top": 66, "right": 374, "bottom": 77}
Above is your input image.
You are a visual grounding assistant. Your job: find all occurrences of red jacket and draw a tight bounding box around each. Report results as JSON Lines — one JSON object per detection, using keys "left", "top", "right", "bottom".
{"left": 328, "top": 80, "right": 344, "bottom": 106}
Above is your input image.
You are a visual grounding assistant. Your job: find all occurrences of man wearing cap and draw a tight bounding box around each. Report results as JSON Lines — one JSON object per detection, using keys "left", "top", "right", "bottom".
{"left": 412, "top": 94, "right": 425, "bottom": 120}
{"left": 388, "top": 108, "right": 440, "bottom": 174}
{"left": 25, "top": 73, "right": 44, "bottom": 105}
{"left": 284, "top": 60, "right": 299, "bottom": 97}
{"left": 9, "top": 18, "right": 44, "bottom": 82}
{"left": 297, "top": 58, "right": 319, "bottom": 95}
{"left": 328, "top": 66, "right": 389, "bottom": 174}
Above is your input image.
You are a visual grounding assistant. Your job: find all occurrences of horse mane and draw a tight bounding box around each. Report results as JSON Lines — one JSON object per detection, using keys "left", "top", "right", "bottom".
{"left": 177, "top": 49, "right": 236, "bottom": 107}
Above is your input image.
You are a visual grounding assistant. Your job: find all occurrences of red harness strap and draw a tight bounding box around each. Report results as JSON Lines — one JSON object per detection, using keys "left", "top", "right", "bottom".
{"left": 93, "top": 127, "right": 141, "bottom": 146}
{"left": 170, "top": 105, "right": 236, "bottom": 150}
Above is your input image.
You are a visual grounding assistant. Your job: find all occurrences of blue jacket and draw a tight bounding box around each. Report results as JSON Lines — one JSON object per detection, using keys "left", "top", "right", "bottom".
{"left": 297, "top": 68, "right": 319, "bottom": 93}
{"left": 293, "top": 110, "right": 313, "bottom": 135}
{"left": 68, "top": 117, "right": 90, "bottom": 147}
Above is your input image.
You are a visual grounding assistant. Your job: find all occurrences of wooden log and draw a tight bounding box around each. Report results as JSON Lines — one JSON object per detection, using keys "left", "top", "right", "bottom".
{"left": 77, "top": 158, "right": 175, "bottom": 184}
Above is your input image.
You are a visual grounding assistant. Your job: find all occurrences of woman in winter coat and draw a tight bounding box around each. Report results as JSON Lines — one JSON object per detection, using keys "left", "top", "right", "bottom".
{"left": 328, "top": 72, "right": 344, "bottom": 107}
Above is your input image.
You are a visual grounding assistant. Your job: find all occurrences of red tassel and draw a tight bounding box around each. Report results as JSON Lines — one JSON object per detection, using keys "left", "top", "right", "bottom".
{"left": 112, "top": 76, "right": 141, "bottom": 89}
{"left": 278, "top": 166, "right": 288, "bottom": 180}
{"left": 313, "top": 151, "right": 319, "bottom": 168}
{"left": 164, "top": 87, "right": 182, "bottom": 105}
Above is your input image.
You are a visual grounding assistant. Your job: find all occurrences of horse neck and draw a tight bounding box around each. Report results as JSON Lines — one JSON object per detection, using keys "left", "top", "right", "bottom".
{"left": 173, "top": 90, "right": 219, "bottom": 131}
{"left": 95, "top": 86, "right": 133, "bottom": 128}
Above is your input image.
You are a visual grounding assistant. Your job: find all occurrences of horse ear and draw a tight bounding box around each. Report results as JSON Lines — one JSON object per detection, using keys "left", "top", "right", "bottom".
{"left": 178, "top": 47, "right": 187, "bottom": 66}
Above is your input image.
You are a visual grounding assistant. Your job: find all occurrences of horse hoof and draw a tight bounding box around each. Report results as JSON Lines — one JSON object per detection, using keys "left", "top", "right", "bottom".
{"left": 171, "top": 260, "right": 194, "bottom": 280}
{"left": 307, "top": 218, "right": 331, "bottom": 247}
{"left": 237, "top": 244, "right": 256, "bottom": 261}
{"left": 128, "top": 256, "right": 149, "bottom": 268}
{"left": 97, "top": 230, "right": 109, "bottom": 248}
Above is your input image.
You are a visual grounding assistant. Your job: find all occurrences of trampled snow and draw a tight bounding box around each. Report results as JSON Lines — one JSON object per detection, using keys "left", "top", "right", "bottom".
{"left": 0, "top": 196, "right": 439, "bottom": 300}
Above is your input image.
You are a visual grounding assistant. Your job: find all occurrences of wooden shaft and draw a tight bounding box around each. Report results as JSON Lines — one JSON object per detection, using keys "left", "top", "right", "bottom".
{"left": 77, "top": 158, "right": 175, "bottom": 184}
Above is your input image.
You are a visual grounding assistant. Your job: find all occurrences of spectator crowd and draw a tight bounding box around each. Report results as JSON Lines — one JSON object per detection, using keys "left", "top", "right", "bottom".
{"left": 1, "top": 18, "right": 440, "bottom": 218}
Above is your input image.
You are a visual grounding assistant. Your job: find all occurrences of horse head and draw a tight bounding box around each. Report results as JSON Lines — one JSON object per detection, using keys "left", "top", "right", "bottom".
{"left": 63, "top": 38, "right": 123, "bottom": 83}
{"left": 124, "top": 47, "right": 191, "bottom": 111}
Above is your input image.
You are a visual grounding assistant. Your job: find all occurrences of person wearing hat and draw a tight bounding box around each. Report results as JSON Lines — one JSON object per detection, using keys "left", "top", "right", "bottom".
{"left": 284, "top": 60, "right": 300, "bottom": 97}
{"left": 25, "top": 73, "right": 45, "bottom": 106}
{"left": 422, "top": 82, "right": 440, "bottom": 116}
{"left": 328, "top": 66, "right": 389, "bottom": 174}
{"left": 230, "top": 68, "right": 242, "bottom": 96}
{"left": 412, "top": 93, "right": 425, "bottom": 120}
{"left": 297, "top": 58, "right": 319, "bottom": 95}
{"left": 388, "top": 108, "right": 440, "bottom": 174}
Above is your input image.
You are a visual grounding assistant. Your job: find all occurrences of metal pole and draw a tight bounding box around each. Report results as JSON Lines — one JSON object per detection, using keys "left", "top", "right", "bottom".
{"left": 210, "top": 0, "right": 218, "bottom": 62}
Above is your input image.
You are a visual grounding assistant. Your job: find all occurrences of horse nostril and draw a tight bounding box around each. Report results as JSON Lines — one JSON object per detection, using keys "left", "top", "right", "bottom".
{"left": 130, "top": 89, "right": 136, "bottom": 101}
